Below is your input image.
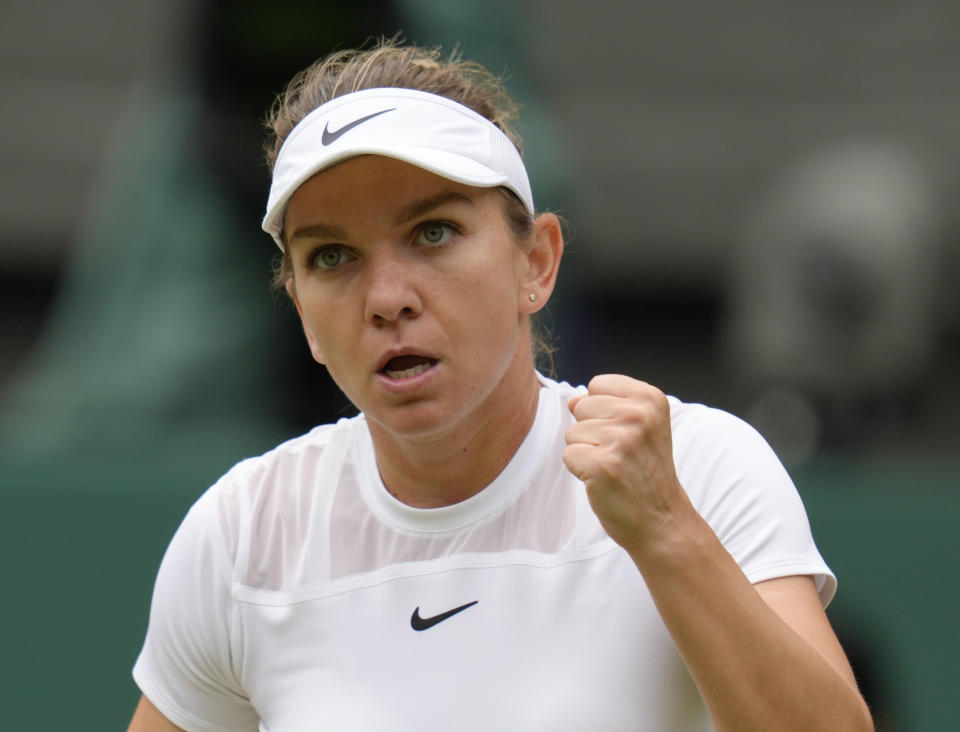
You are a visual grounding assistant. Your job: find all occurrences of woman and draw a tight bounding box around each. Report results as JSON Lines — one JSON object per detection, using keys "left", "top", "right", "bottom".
{"left": 128, "top": 42, "right": 873, "bottom": 730}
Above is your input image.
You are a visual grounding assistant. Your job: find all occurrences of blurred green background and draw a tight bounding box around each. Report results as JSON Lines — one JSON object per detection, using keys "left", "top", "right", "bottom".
{"left": 2, "top": 1, "right": 958, "bottom": 729}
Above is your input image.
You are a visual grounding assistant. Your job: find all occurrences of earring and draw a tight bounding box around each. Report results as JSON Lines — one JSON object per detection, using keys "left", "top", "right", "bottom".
{"left": 528, "top": 293, "right": 538, "bottom": 303}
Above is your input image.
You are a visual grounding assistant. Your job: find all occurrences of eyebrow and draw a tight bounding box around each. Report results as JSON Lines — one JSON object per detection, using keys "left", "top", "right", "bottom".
{"left": 287, "top": 221, "right": 349, "bottom": 245}
{"left": 394, "top": 191, "right": 475, "bottom": 226}
{"left": 287, "top": 190, "right": 476, "bottom": 246}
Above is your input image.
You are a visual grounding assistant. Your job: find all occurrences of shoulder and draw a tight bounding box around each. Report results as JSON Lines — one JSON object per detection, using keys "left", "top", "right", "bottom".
{"left": 668, "top": 395, "right": 759, "bottom": 442}
{"left": 666, "top": 396, "right": 788, "bottom": 475}
{"left": 226, "top": 415, "right": 360, "bottom": 481}
{"left": 209, "top": 416, "right": 365, "bottom": 564}
{"left": 662, "top": 395, "right": 804, "bottom": 532}
{"left": 665, "top": 397, "right": 834, "bottom": 586}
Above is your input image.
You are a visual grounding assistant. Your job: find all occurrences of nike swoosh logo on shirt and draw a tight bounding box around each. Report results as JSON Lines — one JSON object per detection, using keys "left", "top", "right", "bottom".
{"left": 410, "top": 601, "right": 478, "bottom": 631}
{"left": 321, "top": 108, "right": 396, "bottom": 146}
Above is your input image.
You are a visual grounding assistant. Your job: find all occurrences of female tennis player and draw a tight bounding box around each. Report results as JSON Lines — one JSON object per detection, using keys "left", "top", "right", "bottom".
{"left": 128, "top": 40, "right": 873, "bottom": 731}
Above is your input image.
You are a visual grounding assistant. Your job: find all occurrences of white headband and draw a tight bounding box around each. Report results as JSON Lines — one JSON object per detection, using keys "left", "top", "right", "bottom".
{"left": 262, "top": 87, "right": 534, "bottom": 249}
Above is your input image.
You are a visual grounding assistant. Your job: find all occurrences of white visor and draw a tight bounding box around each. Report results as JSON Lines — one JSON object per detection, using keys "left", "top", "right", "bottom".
{"left": 262, "top": 87, "right": 534, "bottom": 249}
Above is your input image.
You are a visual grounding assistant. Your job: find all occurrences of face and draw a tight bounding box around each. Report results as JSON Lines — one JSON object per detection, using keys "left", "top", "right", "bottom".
{"left": 283, "top": 155, "right": 551, "bottom": 443}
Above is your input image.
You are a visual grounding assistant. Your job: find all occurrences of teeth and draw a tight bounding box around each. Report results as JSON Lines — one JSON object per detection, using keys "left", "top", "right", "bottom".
{"left": 385, "top": 362, "right": 433, "bottom": 379}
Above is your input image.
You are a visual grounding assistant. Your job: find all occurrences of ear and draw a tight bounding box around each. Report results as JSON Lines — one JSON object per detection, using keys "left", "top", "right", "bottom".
{"left": 285, "top": 279, "right": 326, "bottom": 364}
{"left": 519, "top": 212, "right": 564, "bottom": 314}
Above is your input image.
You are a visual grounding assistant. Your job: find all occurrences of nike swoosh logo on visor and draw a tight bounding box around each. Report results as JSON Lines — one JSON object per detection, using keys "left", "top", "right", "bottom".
{"left": 410, "top": 601, "right": 478, "bottom": 631}
{"left": 321, "top": 108, "right": 396, "bottom": 146}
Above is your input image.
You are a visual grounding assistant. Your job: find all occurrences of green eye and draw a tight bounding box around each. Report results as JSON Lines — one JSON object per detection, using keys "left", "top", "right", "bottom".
{"left": 417, "top": 222, "right": 454, "bottom": 246}
{"left": 320, "top": 249, "right": 341, "bottom": 267}
{"left": 423, "top": 224, "right": 445, "bottom": 243}
{"left": 312, "top": 246, "right": 352, "bottom": 270}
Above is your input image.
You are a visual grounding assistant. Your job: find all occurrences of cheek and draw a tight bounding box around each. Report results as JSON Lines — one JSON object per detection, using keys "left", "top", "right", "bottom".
{"left": 448, "top": 261, "right": 523, "bottom": 342}
{"left": 307, "top": 311, "right": 347, "bottom": 352}
{"left": 454, "top": 235, "right": 525, "bottom": 300}
{"left": 446, "top": 264, "right": 512, "bottom": 315}
{"left": 297, "top": 291, "right": 346, "bottom": 351}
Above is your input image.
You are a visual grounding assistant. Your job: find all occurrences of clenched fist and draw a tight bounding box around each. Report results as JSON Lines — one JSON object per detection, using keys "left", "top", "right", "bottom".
{"left": 563, "top": 374, "right": 695, "bottom": 555}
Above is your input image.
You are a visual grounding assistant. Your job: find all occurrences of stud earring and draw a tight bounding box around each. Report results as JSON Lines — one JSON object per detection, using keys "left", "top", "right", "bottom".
{"left": 528, "top": 293, "right": 538, "bottom": 303}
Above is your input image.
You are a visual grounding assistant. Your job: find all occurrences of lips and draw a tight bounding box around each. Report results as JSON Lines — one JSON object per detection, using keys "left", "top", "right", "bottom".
{"left": 379, "top": 354, "right": 438, "bottom": 380}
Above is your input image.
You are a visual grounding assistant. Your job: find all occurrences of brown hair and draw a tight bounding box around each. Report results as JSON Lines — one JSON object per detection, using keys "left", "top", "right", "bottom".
{"left": 265, "top": 39, "right": 552, "bottom": 369}
{"left": 264, "top": 40, "right": 524, "bottom": 171}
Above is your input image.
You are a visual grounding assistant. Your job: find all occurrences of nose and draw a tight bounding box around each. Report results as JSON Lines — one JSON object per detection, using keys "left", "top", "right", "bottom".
{"left": 363, "top": 249, "right": 423, "bottom": 325}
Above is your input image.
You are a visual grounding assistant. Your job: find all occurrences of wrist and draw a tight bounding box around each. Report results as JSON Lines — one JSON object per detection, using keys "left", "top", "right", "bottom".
{"left": 621, "top": 497, "right": 716, "bottom": 569}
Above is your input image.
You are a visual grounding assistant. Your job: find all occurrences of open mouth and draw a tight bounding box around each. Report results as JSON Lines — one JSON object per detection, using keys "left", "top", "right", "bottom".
{"left": 380, "top": 355, "right": 438, "bottom": 380}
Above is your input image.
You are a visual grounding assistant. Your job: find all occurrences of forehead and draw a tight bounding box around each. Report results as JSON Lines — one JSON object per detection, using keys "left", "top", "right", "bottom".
{"left": 284, "top": 155, "right": 496, "bottom": 231}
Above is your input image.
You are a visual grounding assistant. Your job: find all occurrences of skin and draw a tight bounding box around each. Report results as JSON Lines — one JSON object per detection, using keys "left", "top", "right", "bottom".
{"left": 128, "top": 696, "right": 183, "bottom": 732}
{"left": 565, "top": 375, "right": 873, "bottom": 729}
{"left": 281, "top": 155, "right": 562, "bottom": 507}
{"left": 129, "top": 155, "right": 872, "bottom": 731}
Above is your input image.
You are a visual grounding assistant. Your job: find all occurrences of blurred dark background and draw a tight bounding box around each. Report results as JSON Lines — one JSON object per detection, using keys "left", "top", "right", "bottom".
{"left": 1, "top": 1, "right": 958, "bottom": 729}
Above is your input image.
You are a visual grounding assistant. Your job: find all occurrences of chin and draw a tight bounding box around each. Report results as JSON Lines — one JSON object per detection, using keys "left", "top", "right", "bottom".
{"left": 367, "top": 399, "right": 463, "bottom": 440}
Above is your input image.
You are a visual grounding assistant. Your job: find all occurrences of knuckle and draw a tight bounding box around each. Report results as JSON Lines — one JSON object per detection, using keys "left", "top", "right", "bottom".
{"left": 587, "top": 373, "right": 614, "bottom": 393}
{"left": 563, "top": 442, "right": 588, "bottom": 466}
{"left": 571, "top": 398, "right": 589, "bottom": 420}
{"left": 596, "top": 447, "right": 625, "bottom": 478}
{"left": 627, "top": 389, "right": 669, "bottom": 425}
{"left": 625, "top": 401, "right": 656, "bottom": 429}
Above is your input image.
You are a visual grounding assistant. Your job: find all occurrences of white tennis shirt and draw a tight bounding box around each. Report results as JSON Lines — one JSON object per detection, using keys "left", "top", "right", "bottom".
{"left": 133, "top": 375, "right": 835, "bottom": 731}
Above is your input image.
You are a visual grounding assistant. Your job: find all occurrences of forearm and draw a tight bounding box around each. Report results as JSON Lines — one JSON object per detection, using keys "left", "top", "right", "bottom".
{"left": 630, "top": 508, "right": 873, "bottom": 731}
{"left": 564, "top": 376, "right": 872, "bottom": 729}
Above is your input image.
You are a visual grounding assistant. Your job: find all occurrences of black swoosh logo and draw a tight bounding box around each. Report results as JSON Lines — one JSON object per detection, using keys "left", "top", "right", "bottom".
{"left": 321, "top": 108, "right": 396, "bottom": 146}
{"left": 410, "top": 601, "right": 478, "bottom": 631}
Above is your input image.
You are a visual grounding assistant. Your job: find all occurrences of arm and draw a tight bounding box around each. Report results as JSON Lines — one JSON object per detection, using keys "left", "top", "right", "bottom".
{"left": 128, "top": 695, "right": 186, "bottom": 732}
{"left": 130, "top": 485, "right": 259, "bottom": 732}
{"left": 564, "top": 375, "right": 873, "bottom": 731}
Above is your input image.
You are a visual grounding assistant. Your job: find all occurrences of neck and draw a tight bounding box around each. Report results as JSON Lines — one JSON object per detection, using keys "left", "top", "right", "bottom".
{"left": 368, "top": 364, "right": 542, "bottom": 509}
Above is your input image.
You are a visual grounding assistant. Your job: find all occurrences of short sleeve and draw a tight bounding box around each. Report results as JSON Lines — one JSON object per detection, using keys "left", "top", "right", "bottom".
{"left": 132, "top": 482, "right": 259, "bottom": 732}
{"left": 670, "top": 400, "right": 837, "bottom": 606}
